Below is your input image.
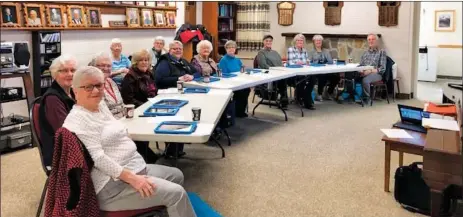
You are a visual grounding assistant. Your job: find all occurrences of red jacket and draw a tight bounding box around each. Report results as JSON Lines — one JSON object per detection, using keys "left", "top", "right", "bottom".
{"left": 45, "top": 128, "right": 100, "bottom": 217}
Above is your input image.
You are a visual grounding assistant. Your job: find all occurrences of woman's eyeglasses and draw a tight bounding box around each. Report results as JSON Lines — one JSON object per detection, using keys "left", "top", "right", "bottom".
{"left": 79, "top": 83, "right": 104, "bottom": 92}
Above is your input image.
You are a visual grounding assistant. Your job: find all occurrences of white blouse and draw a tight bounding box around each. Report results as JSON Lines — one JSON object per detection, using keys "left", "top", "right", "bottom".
{"left": 62, "top": 101, "right": 146, "bottom": 194}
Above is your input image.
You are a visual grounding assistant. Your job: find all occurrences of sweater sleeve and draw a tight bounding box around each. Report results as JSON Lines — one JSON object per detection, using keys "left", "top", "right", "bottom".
{"left": 44, "top": 95, "right": 69, "bottom": 131}
{"left": 378, "top": 50, "right": 387, "bottom": 75}
{"left": 120, "top": 74, "right": 144, "bottom": 108}
{"left": 155, "top": 60, "right": 179, "bottom": 89}
{"left": 65, "top": 112, "right": 123, "bottom": 179}
{"left": 256, "top": 51, "right": 270, "bottom": 69}
{"left": 324, "top": 50, "right": 333, "bottom": 64}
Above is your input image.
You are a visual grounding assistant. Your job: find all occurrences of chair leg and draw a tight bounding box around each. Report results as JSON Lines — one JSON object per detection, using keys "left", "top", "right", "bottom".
{"left": 222, "top": 128, "right": 231, "bottom": 146}
{"left": 252, "top": 91, "right": 256, "bottom": 103}
{"left": 384, "top": 85, "right": 390, "bottom": 104}
{"left": 396, "top": 80, "right": 400, "bottom": 97}
{"left": 36, "top": 178, "right": 49, "bottom": 217}
{"left": 156, "top": 142, "right": 160, "bottom": 150}
{"left": 370, "top": 85, "right": 375, "bottom": 106}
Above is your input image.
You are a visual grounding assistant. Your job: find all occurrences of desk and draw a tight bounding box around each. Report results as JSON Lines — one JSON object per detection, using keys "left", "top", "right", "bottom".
{"left": 184, "top": 70, "right": 295, "bottom": 91}
{"left": 382, "top": 129, "right": 426, "bottom": 192}
{"left": 443, "top": 81, "right": 462, "bottom": 104}
{"left": 120, "top": 89, "right": 233, "bottom": 155}
{"left": 270, "top": 63, "right": 373, "bottom": 76}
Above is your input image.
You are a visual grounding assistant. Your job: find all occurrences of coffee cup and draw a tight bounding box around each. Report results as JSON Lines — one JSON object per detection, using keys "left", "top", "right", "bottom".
{"left": 192, "top": 107, "right": 201, "bottom": 121}
{"left": 203, "top": 76, "right": 210, "bottom": 83}
{"left": 177, "top": 81, "right": 184, "bottom": 93}
{"left": 333, "top": 59, "right": 338, "bottom": 65}
{"left": 124, "top": 104, "right": 135, "bottom": 118}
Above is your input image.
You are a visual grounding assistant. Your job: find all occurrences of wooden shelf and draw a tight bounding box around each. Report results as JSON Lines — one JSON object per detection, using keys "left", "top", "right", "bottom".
{"left": 38, "top": 1, "right": 178, "bottom": 11}
{"left": 281, "top": 33, "right": 382, "bottom": 39}
{"left": 0, "top": 97, "right": 27, "bottom": 104}
{"left": 0, "top": 72, "right": 29, "bottom": 79}
{"left": 2, "top": 26, "right": 176, "bottom": 31}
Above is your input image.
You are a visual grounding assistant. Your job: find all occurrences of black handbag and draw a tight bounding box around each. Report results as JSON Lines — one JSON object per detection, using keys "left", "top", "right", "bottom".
{"left": 394, "top": 162, "right": 455, "bottom": 216}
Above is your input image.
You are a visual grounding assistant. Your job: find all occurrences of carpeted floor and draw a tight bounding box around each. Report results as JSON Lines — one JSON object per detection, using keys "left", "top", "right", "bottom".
{"left": 1, "top": 98, "right": 426, "bottom": 217}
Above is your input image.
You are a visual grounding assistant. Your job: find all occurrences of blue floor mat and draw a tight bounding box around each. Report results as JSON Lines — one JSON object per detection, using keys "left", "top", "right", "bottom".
{"left": 188, "top": 192, "right": 222, "bottom": 217}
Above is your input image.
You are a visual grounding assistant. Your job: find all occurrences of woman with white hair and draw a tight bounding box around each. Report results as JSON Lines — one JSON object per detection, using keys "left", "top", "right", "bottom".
{"left": 286, "top": 33, "right": 316, "bottom": 110}
{"left": 62, "top": 66, "right": 197, "bottom": 217}
{"left": 148, "top": 36, "right": 167, "bottom": 68}
{"left": 89, "top": 52, "right": 124, "bottom": 119}
{"left": 38, "top": 54, "right": 78, "bottom": 167}
{"left": 190, "top": 40, "right": 217, "bottom": 77}
{"left": 155, "top": 40, "right": 196, "bottom": 90}
{"left": 110, "top": 38, "right": 131, "bottom": 85}
{"left": 308, "top": 34, "right": 340, "bottom": 101}
{"left": 218, "top": 40, "right": 250, "bottom": 117}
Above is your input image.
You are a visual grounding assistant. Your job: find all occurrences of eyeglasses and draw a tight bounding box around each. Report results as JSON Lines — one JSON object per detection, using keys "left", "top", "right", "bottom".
{"left": 171, "top": 47, "right": 183, "bottom": 51}
{"left": 96, "top": 64, "right": 112, "bottom": 69}
{"left": 58, "top": 68, "right": 76, "bottom": 74}
{"left": 79, "top": 83, "right": 104, "bottom": 92}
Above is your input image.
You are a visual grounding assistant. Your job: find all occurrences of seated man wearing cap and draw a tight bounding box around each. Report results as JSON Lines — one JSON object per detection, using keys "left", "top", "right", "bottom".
{"left": 255, "top": 34, "right": 289, "bottom": 108}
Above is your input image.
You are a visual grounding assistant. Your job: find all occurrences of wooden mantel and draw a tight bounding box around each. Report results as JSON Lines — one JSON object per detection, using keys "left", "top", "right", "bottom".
{"left": 281, "top": 33, "right": 382, "bottom": 39}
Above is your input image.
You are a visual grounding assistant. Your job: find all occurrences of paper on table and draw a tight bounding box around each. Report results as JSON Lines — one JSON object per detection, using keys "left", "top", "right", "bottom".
{"left": 157, "top": 88, "right": 178, "bottom": 94}
{"left": 380, "top": 129, "right": 413, "bottom": 139}
{"left": 148, "top": 116, "right": 187, "bottom": 123}
{"left": 422, "top": 118, "right": 460, "bottom": 131}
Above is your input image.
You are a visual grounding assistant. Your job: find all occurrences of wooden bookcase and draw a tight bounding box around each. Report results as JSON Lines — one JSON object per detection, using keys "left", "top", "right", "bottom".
{"left": 31, "top": 31, "right": 61, "bottom": 97}
{"left": 202, "top": 2, "right": 237, "bottom": 61}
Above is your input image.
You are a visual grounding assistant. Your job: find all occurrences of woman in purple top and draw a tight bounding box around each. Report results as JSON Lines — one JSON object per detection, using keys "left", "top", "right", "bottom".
{"left": 38, "top": 54, "right": 77, "bottom": 167}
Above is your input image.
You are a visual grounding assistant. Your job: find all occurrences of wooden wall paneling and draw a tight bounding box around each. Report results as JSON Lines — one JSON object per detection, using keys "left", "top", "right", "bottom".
{"left": 202, "top": 2, "right": 219, "bottom": 61}
{"left": 184, "top": 1, "right": 196, "bottom": 25}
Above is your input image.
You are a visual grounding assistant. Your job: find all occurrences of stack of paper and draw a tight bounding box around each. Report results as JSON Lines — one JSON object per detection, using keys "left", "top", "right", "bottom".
{"left": 380, "top": 129, "right": 413, "bottom": 139}
{"left": 422, "top": 118, "right": 460, "bottom": 131}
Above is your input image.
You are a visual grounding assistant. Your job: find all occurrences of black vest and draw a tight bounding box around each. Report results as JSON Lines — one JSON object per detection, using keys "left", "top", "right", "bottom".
{"left": 154, "top": 53, "right": 194, "bottom": 78}
{"left": 39, "top": 81, "right": 75, "bottom": 167}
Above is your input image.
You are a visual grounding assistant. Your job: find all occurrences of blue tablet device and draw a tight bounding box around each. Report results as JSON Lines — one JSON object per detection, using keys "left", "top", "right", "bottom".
{"left": 245, "top": 68, "right": 262, "bottom": 73}
{"left": 221, "top": 73, "right": 238, "bottom": 78}
{"left": 154, "top": 121, "right": 198, "bottom": 134}
{"left": 286, "top": 64, "right": 304, "bottom": 68}
{"left": 143, "top": 107, "right": 179, "bottom": 116}
{"left": 193, "top": 77, "right": 221, "bottom": 82}
{"left": 183, "top": 87, "right": 210, "bottom": 94}
{"left": 152, "top": 99, "right": 188, "bottom": 108}
{"left": 309, "top": 63, "right": 325, "bottom": 67}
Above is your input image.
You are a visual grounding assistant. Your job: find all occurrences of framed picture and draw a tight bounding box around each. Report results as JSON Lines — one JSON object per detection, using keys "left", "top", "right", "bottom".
{"left": 46, "top": 5, "right": 64, "bottom": 27}
{"left": 165, "top": 11, "right": 176, "bottom": 26}
{"left": 146, "top": 2, "right": 155, "bottom": 7}
{"left": 167, "top": 2, "right": 176, "bottom": 8}
{"left": 1, "top": 2, "right": 21, "bottom": 27}
{"left": 87, "top": 7, "right": 102, "bottom": 27}
{"left": 154, "top": 10, "right": 165, "bottom": 26}
{"left": 67, "top": 5, "right": 86, "bottom": 27}
{"left": 435, "top": 10, "right": 456, "bottom": 32}
{"left": 126, "top": 8, "right": 139, "bottom": 27}
{"left": 23, "top": 3, "right": 45, "bottom": 27}
{"left": 121, "top": 1, "right": 135, "bottom": 5}
{"left": 156, "top": 1, "right": 167, "bottom": 7}
{"left": 135, "top": 1, "right": 145, "bottom": 6}
{"left": 141, "top": 9, "right": 153, "bottom": 27}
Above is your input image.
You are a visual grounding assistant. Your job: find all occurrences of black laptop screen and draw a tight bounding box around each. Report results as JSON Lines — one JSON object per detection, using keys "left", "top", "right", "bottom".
{"left": 399, "top": 106, "right": 423, "bottom": 124}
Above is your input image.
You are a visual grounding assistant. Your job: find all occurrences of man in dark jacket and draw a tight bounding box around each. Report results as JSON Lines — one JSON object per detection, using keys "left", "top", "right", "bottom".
{"left": 154, "top": 40, "right": 196, "bottom": 89}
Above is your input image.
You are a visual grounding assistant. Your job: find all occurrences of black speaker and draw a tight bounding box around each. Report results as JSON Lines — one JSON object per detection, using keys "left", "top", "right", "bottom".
{"left": 13, "top": 43, "right": 30, "bottom": 67}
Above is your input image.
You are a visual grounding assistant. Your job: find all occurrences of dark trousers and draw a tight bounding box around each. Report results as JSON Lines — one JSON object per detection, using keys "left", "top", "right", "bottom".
{"left": 317, "top": 74, "right": 341, "bottom": 94}
{"left": 277, "top": 79, "right": 289, "bottom": 105}
{"left": 134, "top": 141, "right": 158, "bottom": 163}
{"left": 234, "top": 88, "right": 251, "bottom": 115}
{"left": 165, "top": 143, "right": 184, "bottom": 156}
{"left": 295, "top": 75, "right": 315, "bottom": 107}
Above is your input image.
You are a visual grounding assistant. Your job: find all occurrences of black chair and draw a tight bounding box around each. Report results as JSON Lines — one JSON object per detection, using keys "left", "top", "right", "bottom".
{"left": 29, "top": 97, "right": 50, "bottom": 217}
{"left": 370, "top": 56, "right": 395, "bottom": 106}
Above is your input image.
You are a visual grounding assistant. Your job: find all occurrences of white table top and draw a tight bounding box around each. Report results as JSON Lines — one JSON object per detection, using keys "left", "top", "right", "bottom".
{"left": 270, "top": 63, "right": 373, "bottom": 76}
{"left": 120, "top": 89, "right": 233, "bottom": 143}
{"left": 184, "top": 70, "right": 295, "bottom": 91}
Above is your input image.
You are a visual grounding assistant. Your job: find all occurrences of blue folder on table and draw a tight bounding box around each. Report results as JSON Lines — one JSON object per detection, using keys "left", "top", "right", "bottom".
{"left": 193, "top": 77, "right": 221, "bottom": 82}
{"left": 152, "top": 99, "right": 188, "bottom": 108}
{"left": 309, "top": 63, "right": 326, "bottom": 67}
{"left": 286, "top": 64, "right": 304, "bottom": 68}
{"left": 154, "top": 121, "right": 197, "bottom": 134}
{"left": 221, "top": 73, "right": 237, "bottom": 78}
{"left": 245, "top": 68, "right": 262, "bottom": 73}
{"left": 184, "top": 87, "right": 210, "bottom": 94}
{"left": 143, "top": 107, "right": 180, "bottom": 116}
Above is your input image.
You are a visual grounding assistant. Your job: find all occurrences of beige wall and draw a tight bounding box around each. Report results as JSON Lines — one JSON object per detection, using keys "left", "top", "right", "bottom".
{"left": 267, "top": 2, "right": 417, "bottom": 94}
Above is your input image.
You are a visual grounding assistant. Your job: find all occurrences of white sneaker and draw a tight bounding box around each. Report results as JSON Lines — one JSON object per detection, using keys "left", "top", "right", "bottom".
{"left": 315, "top": 95, "right": 323, "bottom": 102}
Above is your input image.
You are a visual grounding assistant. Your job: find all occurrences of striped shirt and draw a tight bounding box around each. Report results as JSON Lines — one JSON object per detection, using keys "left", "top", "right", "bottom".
{"left": 359, "top": 48, "right": 387, "bottom": 75}
{"left": 111, "top": 54, "right": 131, "bottom": 71}
{"left": 287, "top": 46, "right": 309, "bottom": 65}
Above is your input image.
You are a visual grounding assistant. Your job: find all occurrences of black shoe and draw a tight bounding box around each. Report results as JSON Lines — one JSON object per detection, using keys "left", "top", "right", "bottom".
{"left": 164, "top": 151, "right": 186, "bottom": 159}
{"left": 304, "top": 104, "right": 316, "bottom": 110}
{"left": 236, "top": 113, "right": 248, "bottom": 118}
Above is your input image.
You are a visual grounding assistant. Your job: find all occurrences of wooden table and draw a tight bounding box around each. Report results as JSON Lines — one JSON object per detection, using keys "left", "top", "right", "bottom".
{"left": 382, "top": 129, "right": 426, "bottom": 192}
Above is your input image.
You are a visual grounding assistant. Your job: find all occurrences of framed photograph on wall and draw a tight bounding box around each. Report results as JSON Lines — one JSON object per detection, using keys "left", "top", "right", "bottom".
{"left": 167, "top": 2, "right": 176, "bottom": 8}
{"left": 435, "top": 10, "right": 456, "bottom": 32}
{"left": 1, "top": 2, "right": 21, "bottom": 27}
{"left": 154, "top": 10, "right": 165, "bottom": 26}
{"left": 145, "top": 2, "right": 155, "bottom": 7}
{"left": 126, "top": 7, "right": 140, "bottom": 27}
{"left": 135, "top": 1, "right": 145, "bottom": 6}
{"left": 121, "top": 1, "right": 135, "bottom": 5}
{"left": 165, "top": 11, "right": 176, "bottom": 26}
{"left": 23, "top": 3, "right": 45, "bottom": 27}
{"left": 156, "top": 1, "right": 167, "bottom": 7}
{"left": 87, "top": 7, "right": 102, "bottom": 27}
{"left": 46, "top": 5, "right": 65, "bottom": 27}
{"left": 141, "top": 9, "right": 153, "bottom": 27}
{"left": 67, "top": 5, "right": 87, "bottom": 27}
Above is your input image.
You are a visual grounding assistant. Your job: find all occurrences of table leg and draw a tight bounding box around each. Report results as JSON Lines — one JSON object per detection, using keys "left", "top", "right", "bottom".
{"left": 430, "top": 189, "right": 443, "bottom": 217}
{"left": 399, "top": 151, "right": 403, "bottom": 166}
{"left": 384, "top": 142, "right": 391, "bottom": 192}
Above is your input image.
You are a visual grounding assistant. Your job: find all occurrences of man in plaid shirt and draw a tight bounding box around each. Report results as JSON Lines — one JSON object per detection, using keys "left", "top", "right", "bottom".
{"left": 358, "top": 34, "right": 386, "bottom": 98}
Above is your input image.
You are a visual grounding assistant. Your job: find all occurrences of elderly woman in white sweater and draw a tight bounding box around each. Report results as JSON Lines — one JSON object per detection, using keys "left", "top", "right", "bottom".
{"left": 62, "top": 66, "right": 196, "bottom": 217}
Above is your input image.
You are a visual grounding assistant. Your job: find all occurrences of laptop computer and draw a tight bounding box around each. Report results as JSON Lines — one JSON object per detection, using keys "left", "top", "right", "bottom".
{"left": 393, "top": 104, "right": 427, "bottom": 134}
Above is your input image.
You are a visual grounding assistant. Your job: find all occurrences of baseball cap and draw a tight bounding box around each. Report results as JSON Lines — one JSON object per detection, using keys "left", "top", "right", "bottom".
{"left": 262, "top": 34, "right": 273, "bottom": 41}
